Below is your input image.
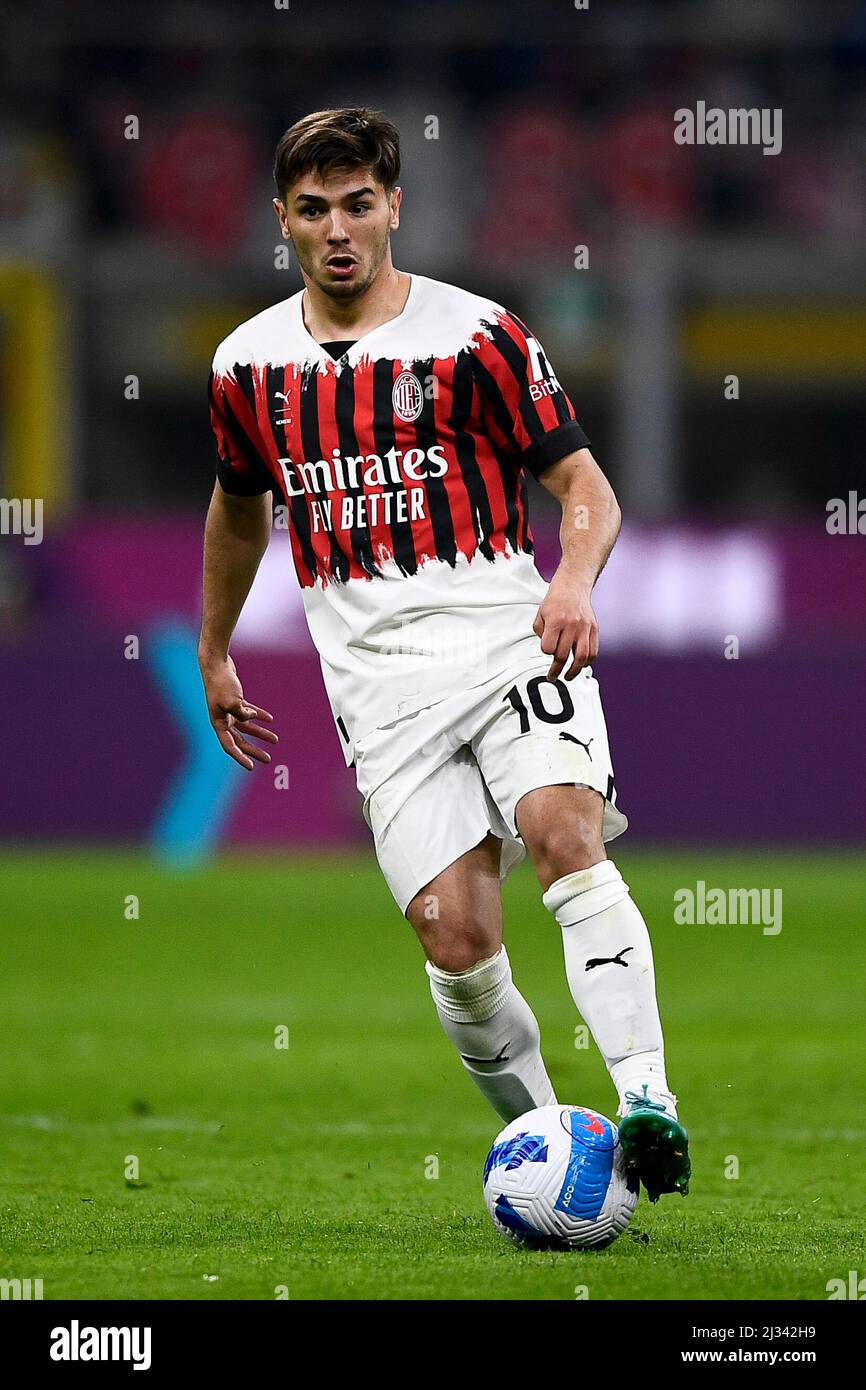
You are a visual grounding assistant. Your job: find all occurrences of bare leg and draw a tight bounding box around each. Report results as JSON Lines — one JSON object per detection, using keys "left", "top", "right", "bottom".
{"left": 407, "top": 834, "right": 557, "bottom": 1123}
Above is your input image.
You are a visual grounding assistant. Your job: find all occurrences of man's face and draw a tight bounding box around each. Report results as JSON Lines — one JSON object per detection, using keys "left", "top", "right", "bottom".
{"left": 274, "top": 167, "right": 401, "bottom": 301}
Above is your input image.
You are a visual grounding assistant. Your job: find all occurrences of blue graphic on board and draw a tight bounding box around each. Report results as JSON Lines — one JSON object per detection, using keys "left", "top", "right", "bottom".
{"left": 146, "top": 620, "right": 246, "bottom": 865}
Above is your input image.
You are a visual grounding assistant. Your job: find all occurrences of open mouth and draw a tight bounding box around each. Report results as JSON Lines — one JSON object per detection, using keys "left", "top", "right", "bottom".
{"left": 326, "top": 256, "right": 357, "bottom": 276}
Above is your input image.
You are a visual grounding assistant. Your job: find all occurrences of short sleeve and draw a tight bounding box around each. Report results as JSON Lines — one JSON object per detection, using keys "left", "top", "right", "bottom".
{"left": 209, "top": 368, "right": 274, "bottom": 496}
{"left": 472, "top": 310, "right": 591, "bottom": 479}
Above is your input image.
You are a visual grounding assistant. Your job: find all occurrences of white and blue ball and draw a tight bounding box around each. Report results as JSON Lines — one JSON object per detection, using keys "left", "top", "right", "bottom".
{"left": 483, "top": 1104, "right": 639, "bottom": 1251}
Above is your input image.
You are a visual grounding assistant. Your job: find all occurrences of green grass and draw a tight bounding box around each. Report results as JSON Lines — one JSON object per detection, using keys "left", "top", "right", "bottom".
{"left": 0, "top": 847, "right": 863, "bottom": 1301}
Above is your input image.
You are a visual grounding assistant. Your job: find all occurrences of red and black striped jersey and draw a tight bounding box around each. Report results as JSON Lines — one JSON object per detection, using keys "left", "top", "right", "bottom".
{"left": 209, "top": 273, "right": 590, "bottom": 754}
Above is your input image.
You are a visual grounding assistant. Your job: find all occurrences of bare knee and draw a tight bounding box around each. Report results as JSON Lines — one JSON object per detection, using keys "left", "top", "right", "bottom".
{"left": 405, "top": 834, "right": 503, "bottom": 972}
{"left": 516, "top": 787, "right": 606, "bottom": 892}
{"left": 535, "top": 829, "right": 604, "bottom": 890}
{"left": 407, "top": 890, "right": 500, "bottom": 971}
{"left": 421, "top": 924, "right": 500, "bottom": 974}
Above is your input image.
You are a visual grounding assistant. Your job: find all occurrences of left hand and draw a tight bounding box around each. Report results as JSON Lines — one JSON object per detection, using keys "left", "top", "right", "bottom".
{"left": 532, "top": 571, "right": 599, "bottom": 681}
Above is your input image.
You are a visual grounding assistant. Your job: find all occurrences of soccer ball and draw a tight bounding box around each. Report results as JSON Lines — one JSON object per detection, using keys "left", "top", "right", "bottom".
{"left": 483, "top": 1104, "right": 639, "bottom": 1250}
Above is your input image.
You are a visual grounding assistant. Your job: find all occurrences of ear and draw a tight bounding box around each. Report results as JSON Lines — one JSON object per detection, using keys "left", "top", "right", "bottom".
{"left": 389, "top": 185, "right": 402, "bottom": 230}
{"left": 272, "top": 197, "right": 290, "bottom": 239}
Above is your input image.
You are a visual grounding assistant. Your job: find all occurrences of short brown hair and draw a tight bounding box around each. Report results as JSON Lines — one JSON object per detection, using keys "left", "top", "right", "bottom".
{"left": 273, "top": 107, "right": 401, "bottom": 201}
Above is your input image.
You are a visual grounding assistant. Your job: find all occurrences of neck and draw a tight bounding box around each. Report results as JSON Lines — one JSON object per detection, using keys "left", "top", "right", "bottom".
{"left": 301, "top": 262, "right": 410, "bottom": 342}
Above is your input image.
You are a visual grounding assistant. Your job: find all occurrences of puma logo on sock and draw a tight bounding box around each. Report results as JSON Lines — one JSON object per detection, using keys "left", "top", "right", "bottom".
{"left": 585, "top": 946, "right": 633, "bottom": 972}
{"left": 460, "top": 1043, "right": 510, "bottom": 1065}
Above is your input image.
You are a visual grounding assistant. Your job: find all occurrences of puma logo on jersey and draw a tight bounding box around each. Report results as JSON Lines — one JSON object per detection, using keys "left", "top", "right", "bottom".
{"left": 559, "top": 732, "right": 594, "bottom": 759}
{"left": 273, "top": 390, "right": 293, "bottom": 426}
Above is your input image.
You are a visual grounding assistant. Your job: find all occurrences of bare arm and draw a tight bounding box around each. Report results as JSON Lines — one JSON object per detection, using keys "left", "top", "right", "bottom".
{"left": 198, "top": 483, "right": 279, "bottom": 769}
{"left": 532, "top": 447, "right": 622, "bottom": 681}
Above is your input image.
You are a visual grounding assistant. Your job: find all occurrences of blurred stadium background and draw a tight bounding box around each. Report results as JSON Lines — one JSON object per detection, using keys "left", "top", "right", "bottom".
{"left": 0, "top": 0, "right": 864, "bottom": 1301}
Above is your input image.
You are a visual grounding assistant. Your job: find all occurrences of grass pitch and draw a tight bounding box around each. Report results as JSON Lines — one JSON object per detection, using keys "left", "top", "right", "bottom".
{"left": 0, "top": 848, "right": 863, "bottom": 1301}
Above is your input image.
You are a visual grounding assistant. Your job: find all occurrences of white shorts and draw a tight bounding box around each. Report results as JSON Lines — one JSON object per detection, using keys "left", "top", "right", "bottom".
{"left": 353, "top": 657, "right": 628, "bottom": 915}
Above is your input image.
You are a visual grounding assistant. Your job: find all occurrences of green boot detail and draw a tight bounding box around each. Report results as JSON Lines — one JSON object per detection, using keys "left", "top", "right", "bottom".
{"left": 618, "top": 1085, "right": 691, "bottom": 1203}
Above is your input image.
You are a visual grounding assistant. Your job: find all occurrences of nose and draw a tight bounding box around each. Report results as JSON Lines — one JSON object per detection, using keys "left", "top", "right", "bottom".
{"left": 326, "top": 214, "right": 350, "bottom": 243}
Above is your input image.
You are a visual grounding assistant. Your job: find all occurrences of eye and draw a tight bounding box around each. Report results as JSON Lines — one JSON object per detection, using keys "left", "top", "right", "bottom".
{"left": 300, "top": 206, "right": 321, "bottom": 218}
{"left": 352, "top": 203, "right": 372, "bottom": 215}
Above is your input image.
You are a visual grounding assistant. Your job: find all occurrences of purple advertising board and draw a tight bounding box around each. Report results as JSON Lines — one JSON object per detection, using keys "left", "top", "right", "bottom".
{"left": 1, "top": 516, "right": 863, "bottom": 847}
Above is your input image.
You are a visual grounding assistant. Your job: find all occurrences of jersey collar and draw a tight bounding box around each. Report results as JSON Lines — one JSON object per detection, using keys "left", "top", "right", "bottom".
{"left": 293, "top": 273, "right": 419, "bottom": 364}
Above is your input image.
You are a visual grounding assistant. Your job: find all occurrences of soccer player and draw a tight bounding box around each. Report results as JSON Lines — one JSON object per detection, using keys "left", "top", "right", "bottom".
{"left": 199, "top": 107, "right": 689, "bottom": 1202}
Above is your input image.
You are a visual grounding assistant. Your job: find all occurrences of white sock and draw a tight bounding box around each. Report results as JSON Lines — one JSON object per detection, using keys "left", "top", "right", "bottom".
{"left": 426, "top": 946, "right": 557, "bottom": 1123}
{"left": 542, "top": 861, "right": 677, "bottom": 1118}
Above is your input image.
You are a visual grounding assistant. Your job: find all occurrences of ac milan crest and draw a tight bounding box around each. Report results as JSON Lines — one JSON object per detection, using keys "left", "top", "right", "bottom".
{"left": 392, "top": 370, "right": 424, "bottom": 422}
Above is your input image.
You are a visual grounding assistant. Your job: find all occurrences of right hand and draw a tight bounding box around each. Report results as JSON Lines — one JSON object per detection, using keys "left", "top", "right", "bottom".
{"left": 200, "top": 654, "right": 279, "bottom": 770}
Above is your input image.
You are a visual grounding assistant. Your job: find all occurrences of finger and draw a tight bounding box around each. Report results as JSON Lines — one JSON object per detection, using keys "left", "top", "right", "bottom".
{"left": 564, "top": 643, "right": 585, "bottom": 680}
{"left": 547, "top": 627, "right": 574, "bottom": 682}
{"left": 234, "top": 720, "right": 279, "bottom": 744}
{"left": 232, "top": 733, "right": 272, "bottom": 765}
{"left": 244, "top": 705, "right": 275, "bottom": 722}
{"left": 227, "top": 700, "right": 275, "bottom": 723}
{"left": 216, "top": 727, "right": 254, "bottom": 770}
{"left": 563, "top": 624, "right": 593, "bottom": 680}
{"left": 538, "top": 619, "right": 561, "bottom": 657}
{"left": 564, "top": 644, "right": 590, "bottom": 680}
{"left": 532, "top": 611, "right": 545, "bottom": 637}
{"left": 570, "top": 625, "right": 592, "bottom": 672}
